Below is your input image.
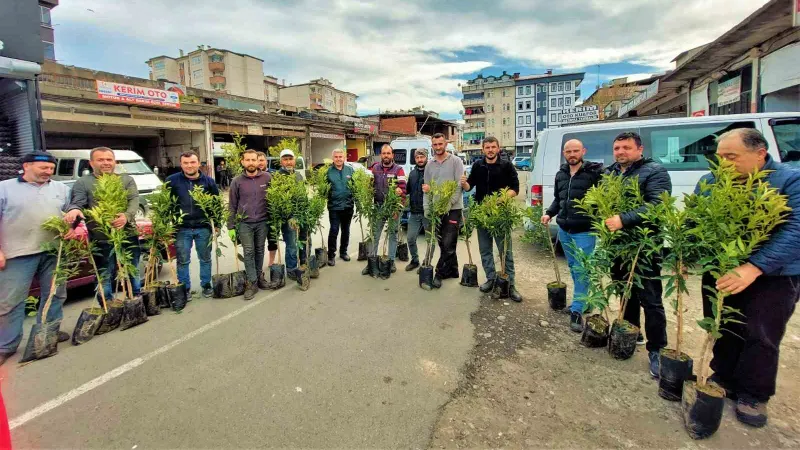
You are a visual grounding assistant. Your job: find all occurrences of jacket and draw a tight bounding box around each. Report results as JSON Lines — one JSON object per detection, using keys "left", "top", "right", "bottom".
{"left": 604, "top": 157, "right": 672, "bottom": 228}
{"left": 465, "top": 158, "right": 520, "bottom": 203}
{"left": 227, "top": 170, "right": 271, "bottom": 228}
{"left": 370, "top": 162, "right": 406, "bottom": 204}
{"left": 407, "top": 165, "right": 425, "bottom": 214}
{"left": 67, "top": 173, "right": 139, "bottom": 242}
{"left": 696, "top": 155, "right": 800, "bottom": 276}
{"left": 545, "top": 161, "right": 604, "bottom": 233}
{"left": 327, "top": 164, "right": 355, "bottom": 211}
{"left": 165, "top": 172, "right": 219, "bottom": 229}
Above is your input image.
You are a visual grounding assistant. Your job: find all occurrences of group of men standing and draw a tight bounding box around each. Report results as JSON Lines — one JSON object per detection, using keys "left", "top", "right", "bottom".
{"left": 541, "top": 128, "right": 800, "bottom": 428}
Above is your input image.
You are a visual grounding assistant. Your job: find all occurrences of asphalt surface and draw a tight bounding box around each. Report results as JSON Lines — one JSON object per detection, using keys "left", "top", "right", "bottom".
{"left": 3, "top": 218, "right": 483, "bottom": 448}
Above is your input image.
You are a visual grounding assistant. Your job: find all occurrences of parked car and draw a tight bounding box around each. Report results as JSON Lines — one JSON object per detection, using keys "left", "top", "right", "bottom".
{"left": 514, "top": 156, "right": 532, "bottom": 171}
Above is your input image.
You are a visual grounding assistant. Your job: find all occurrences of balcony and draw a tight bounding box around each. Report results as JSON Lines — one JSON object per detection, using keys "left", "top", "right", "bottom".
{"left": 462, "top": 98, "right": 484, "bottom": 106}
{"left": 208, "top": 61, "right": 225, "bottom": 72}
{"left": 464, "top": 113, "right": 485, "bottom": 120}
{"left": 310, "top": 92, "right": 322, "bottom": 101}
{"left": 210, "top": 75, "right": 226, "bottom": 85}
{"left": 463, "top": 124, "right": 485, "bottom": 133}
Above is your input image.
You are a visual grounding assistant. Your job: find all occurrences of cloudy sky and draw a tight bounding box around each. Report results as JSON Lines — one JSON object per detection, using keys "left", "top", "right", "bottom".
{"left": 52, "top": 0, "right": 769, "bottom": 119}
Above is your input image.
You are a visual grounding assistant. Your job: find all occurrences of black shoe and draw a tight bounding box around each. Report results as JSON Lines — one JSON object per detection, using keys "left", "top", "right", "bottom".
{"left": 244, "top": 282, "right": 258, "bottom": 301}
{"left": 405, "top": 260, "right": 420, "bottom": 272}
{"left": 287, "top": 270, "right": 298, "bottom": 281}
{"left": 257, "top": 272, "right": 270, "bottom": 290}
{"left": 328, "top": 257, "right": 335, "bottom": 266}
{"left": 509, "top": 285, "right": 522, "bottom": 302}
{"left": 736, "top": 396, "right": 768, "bottom": 428}
{"left": 432, "top": 277, "right": 443, "bottom": 289}
{"left": 569, "top": 311, "right": 583, "bottom": 333}
{"left": 637, "top": 333, "right": 645, "bottom": 345}
{"left": 202, "top": 284, "right": 213, "bottom": 298}
{"left": 341, "top": 254, "right": 351, "bottom": 262}
{"left": 58, "top": 331, "right": 70, "bottom": 343}
{"left": 391, "top": 260, "right": 397, "bottom": 273}
{"left": 648, "top": 351, "right": 660, "bottom": 378}
{"left": 479, "top": 279, "right": 494, "bottom": 293}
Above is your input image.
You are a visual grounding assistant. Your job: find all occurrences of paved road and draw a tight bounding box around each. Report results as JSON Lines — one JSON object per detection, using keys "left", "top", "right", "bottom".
{"left": 4, "top": 221, "right": 482, "bottom": 448}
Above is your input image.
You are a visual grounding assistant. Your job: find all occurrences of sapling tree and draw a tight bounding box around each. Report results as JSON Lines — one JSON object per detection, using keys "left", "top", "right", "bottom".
{"left": 377, "top": 178, "right": 405, "bottom": 258}
{"left": 523, "top": 205, "right": 561, "bottom": 284}
{"left": 41, "top": 216, "right": 89, "bottom": 308}
{"left": 267, "top": 173, "right": 300, "bottom": 266}
{"left": 144, "top": 183, "right": 184, "bottom": 287}
{"left": 221, "top": 132, "right": 246, "bottom": 178}
{"left": 267, "top": 137, "right": 300, "bottom": 158}
{"left": 307, "top": 164, "right": 331, "bottom": 255}
{"left": 422, "top": 180, "right": 458, "bottom": 267}
{"left": 470, "top": 188, "right": 523, "bottom": 283}
{"left": 460, "top": 197, "right": 478, "bottom": 267}
{"left": 350, "top": 169, "right": 376, "bottom": 248}
{"left": 189, "top": 185, "right": 229, "bottom": 277}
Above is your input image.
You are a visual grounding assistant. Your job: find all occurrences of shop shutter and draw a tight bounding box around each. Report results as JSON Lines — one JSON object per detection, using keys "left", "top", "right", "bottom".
{"left": 0, "top": 87, "right": 35, "bottom": 156}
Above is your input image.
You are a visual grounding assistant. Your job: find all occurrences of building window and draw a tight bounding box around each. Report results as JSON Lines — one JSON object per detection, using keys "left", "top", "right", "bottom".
{"left": 526, "top": 115, "right": 531, "bottom": 124}
{"left": 209, "top": 54, "right": 224, "bottom": 63}
{"left": 526, "top": 130, "right": 532, "bottom": 139}
{"left": 536, "top": 85, "right": 541, "bottom": 93}
{"left": 524, "top": 101, "right": 530, "bottom": 110}
{"left": 551, "top": 84, "right": 556, "bottom": 93}
{"left": 525, "top": 86, "right": 531, "bottom": 95}
{"left": 558, "top": 82, "right": 564, "bottom": 91}
{"left": 517, "top": 101, "right": 523, "bottom": 111}
{"left": 518, "top": 130, "right": 524, "bottom": 139}
{"left": 558, "top": 98, "right": 563, "bottom": 107}
{"left": 40, "top": 6, "right": 52, "bottom": 26}
{"left": 551, "top": 98, "right": 557, "bottom": 108}
{"left": 517, "top": 116, "right": 523, "bottom": 125}
{"left": 487, "top": 91, "right": 492, "bottom": 98}
{"left": 503, "top": 89, "right": 508, "bottom": 97}
{"left": 550, "top": 113, "right": 556, "bottom": 122}
{"left": 518, "top": 86, "right": 523, "bottom": 95}
{"left": 565, "top": 97, "right": 571, "bottom": 107}
{"left": 43, "top": 42, "right": 55, "bottom": 60}
{"left": 565, "top": 81, "right": 571, "bottom": 91}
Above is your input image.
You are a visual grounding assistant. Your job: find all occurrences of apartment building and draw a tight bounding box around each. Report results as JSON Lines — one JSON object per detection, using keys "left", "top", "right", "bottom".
{"left": 279, "top": 78, "right": 357, "bottom": 115}
{"left": 146, "top": 47, "right": 266, "bottom": 100}
{"left": 460, "top": 72, "right": 516, "bottom": 154}
{"left": 39, "top": 0, "right": 58, "bottom": 60}
{"left": 514, "top": 72, "right": 584, "bottom": 152}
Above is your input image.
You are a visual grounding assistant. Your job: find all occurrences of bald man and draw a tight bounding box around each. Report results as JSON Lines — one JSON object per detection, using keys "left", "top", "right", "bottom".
{"left": 542, "top": 139, "right": 603, "bottom": 332}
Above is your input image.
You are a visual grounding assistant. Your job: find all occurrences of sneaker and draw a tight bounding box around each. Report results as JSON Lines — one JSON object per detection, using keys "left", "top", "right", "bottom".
{"left": 257, "top": 272, "right": 270, "bottom": 290}
{"left": 648, "top": 351, "right": 660, "bottom": 378}
{"left": 637, "top": 333, "right": 645, "bottom": 345}
{"left": 340, "top": 254, "right": 351, "bottom": 262}
{"left": 569, "top": 311, "right": 583, "bottom": 333}
{"left": 58, "top": 331, "right": 71, "bottom": 343}
{"left": 479, "top": 279, "right": 494, "bottom": 293}
{"left": 391, "top": 260, "right": 397, "bottom": 273}
{"left": 405, "top": 260, "right": 420, "bottom": 272}
{"left": 186, "top": 290, "right": 195, "bottom": 303}
{"left": 736, "top": 396, "right": 768, "bottom": 428}
{"left": 327, "top": 257, "right": 335, "bottom": 266}
{"left": 509, "top": 285, "right": 523, "bottom": 302}
{"left": 432, "top": 276, "right": 443, "bottom": 289}
{"left": 202, "top": 284, "right": 213, "bottom": 298}
{"left": 243, "top": 282, "right": 258, "bottom": 301}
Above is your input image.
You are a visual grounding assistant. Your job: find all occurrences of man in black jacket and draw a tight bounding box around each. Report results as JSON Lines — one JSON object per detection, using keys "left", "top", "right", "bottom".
{"left": 542, "top": 139, "right": 603, "bottom": 332}
{"left": 604, "top": 131, "right": 672, "bottom": 378}
{"left": 405, "top": 148, "right": 429, "bottom": 271}
{"left": 462, "top": 137, "right": 522, "bottom": 302}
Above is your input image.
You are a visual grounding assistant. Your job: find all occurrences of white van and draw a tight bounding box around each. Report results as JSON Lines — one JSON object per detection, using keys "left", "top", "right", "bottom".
{"left": 50, "top": 149, "right": 163, "bottom": 219}
{"left": 387, "top": 136, "right": 456, "bottom": 176}
{"left": 528, "top": 113, "right": 800, "bottom": 234}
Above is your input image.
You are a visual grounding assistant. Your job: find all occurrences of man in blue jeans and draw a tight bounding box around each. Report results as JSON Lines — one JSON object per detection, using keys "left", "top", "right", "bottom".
{"left": 166, "top": 151, "right": 219, "bottom": 299}
{"left": 542, "top": 139, "right": 603, "bottom": 332}
{"left": 0, "top": 152, "right": 72, "bottom": 365}
{"left": 277, "top": 149, "right": 306, "bottom": 278}
{"left": 404, "top": 148, "right": 429, "bottom": 271}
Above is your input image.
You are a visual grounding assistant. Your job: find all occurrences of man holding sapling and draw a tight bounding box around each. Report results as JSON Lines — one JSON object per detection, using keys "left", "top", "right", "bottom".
{"left": 603, "top": 131, "right": 671, "bottom": 377}
{"left": 277, "top": 149, "right": 307, "bottom": 277}
{"left": 228, "top": 149, "right": 272, "bottom": 300}
{"left": 326, "top": 149, "right": 355, "bottom": 266}
{"left": 64, "top": 147, "right": 142, "bottom": 304}
{"left": 0, "top": 152, "right": 72, "bottom": 366}
{"left": 363, "top": 144, "right": 406, "bottom": 275}
{"left": 166, "top": 151, "right": 219, "bottom": 299}
{"left": 542, "top": 139, "right": 603, "bottom": 332}
{"left": 696, "top": 128, "right": 800, "bottom": 428}
{"left": 461, "top": 136, "right": 522, "bottom": 302}
{"left": 405, "top": 148, "right": 429, "bottom": 272}
{"left": 423, "top": 133, "right": 464, "bottom": 287}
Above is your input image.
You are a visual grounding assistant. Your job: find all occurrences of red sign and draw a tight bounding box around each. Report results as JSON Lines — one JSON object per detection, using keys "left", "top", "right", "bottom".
{"left": 96, "top": 81, "right": 180, "bottom": 108}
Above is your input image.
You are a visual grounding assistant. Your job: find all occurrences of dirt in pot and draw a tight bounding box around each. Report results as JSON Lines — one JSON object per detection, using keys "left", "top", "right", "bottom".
{"left": 155, "top": 282, "right": 172, "bottom": 309}
{"left": 492, "top": 275, "right": 511, "bottom": 300}
{"left": 309, "top": 254, "right": 320, "bottom": 279}
{"left": 212, "top": 274, "right": 234, "bottom": 298}
{"left": 364, "top": 256, "right": 379, "bottom": 278}
{"left": 230, "top": 271, "right": 247, "bottom": 296}
{"left": 314, "top": 248, "right": 326, "bottom": 268}
{"left": 71, "top": 307, "right": 104, "bottom": 345}
{"left": 460, "top": 264, "right": 479, "bottom": 287}
{"left": 296, "top": 265, "right": 310, "bottom": 291}
{"left": 580, "top": 314, "right": 609, "bottom": 348}
{"left": 659, "top": 349, "right": 694, "bottom": 402}
{"left": 141, "top": 288, "right": 161, "bottom": 315}
{"left": 168, "top": 284, "right": 188, "bottom": 312}
{"left": 19, "top": 320, "right": 61, "bottom": 363}
{"left": 682, "top": 380, "right": 725, "bottom": 440}
{"left": 269, "top": 264, "right": 286, "bottom": 290}
{"left": 396, "top": 242, "right": 409, "bottom": 262}
{"left": 120, "top": 295, "right": 149, "bottom": 330}
{"left": 546, "top": 281, "right": 567, "bottom": 310}
{"left": 378, "top": 256, "right": 392, "bottom": 280}
{"left": 607, "top": 319, "right": 639, "bottom": 360}
{"left": 357, "top": 242, "right": 369, "bottom": 261}
{"left": 419, "top": 265, "right": 434, "bottom": 290}
{"left": 95, "top": 298, "right": 124, "bottom": 335}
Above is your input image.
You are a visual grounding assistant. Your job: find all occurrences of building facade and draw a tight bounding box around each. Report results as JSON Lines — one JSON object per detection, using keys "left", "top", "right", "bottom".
{"left": 263, "top": 75, "right": 280, "bottom": 103}
{"left": 279, "top": 78, "right": 357, "bottom": 115}
{"left": 460, "top": 72, "right": 515, "bottom": 154}
{"left": 146, "top": 47, "right": 266, "bottom": 100}
{"left": 514, "top": 72, "right": 584, "bottom": 153}
{"left": 39, "top": 0, "right": 58, "bottom": 61}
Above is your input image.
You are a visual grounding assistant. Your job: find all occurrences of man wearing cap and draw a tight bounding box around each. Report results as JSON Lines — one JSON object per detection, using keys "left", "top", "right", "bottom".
{"left": 0, "top": 151, "right": 72, "bottom": 365}
{"left": 404, "top": 148, "right": 429, "bottom": 271}
{"left": 363, "top": 144, "right": 406, "bottom": 275}
{"left": 277, "top": 149, "right": 306, "bottom": 278}
{"left": 326, "top": 149, "right": 354, "bottom": 266}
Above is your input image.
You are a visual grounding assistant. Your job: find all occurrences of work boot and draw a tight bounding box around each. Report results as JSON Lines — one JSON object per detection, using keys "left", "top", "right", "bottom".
{"left": 328, "top": 257, "right": 336, "bottom": 266}
{"left": 509, "top": 285, "right": 523, "bottom": 302}
{"left": 648, "top": 351, "right": 660, "bottom": 379}
{"left": 736, "top": 396, "right": 768, "bottom": 428}
{"left": 569, "top": 311, "right": 583, "bottom": 333}
{"left": 202, "top": 284, "right": 213, "bottom": 298}
{"left": 58, "top": 331, "right": 71, "bottom": 343}
{"left": 244, "top": 282, "right": 258, "bottom": 301}
{"left": 257, "top": 272, "right": 270, "bottom": 290}
{"left": 391, "top": 260, "right": 397, "bottom": 273}
{"left": 479, "top": 279, "right": 494, "bottom": 293}
{"left": 341, "top": 254, "right": 351, "bottom": 262}
{"left": 432, "top": 276, "right": 443, "bottom": 289}
{"left": 405, "top": 259, "right": 420, "bottom": 272}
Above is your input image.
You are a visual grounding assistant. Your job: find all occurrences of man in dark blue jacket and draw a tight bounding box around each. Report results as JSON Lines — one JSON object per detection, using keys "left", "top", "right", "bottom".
{"left": 697, "top": 128, "right": 800, "bottom": 428}
{"left": 326, "top": 149, "right": 355, "bottom": 266}
{"left": 405, "top": 148, "right": 428, "bottom": 271}
{"left": 166, "top": 151, "right": 219, "bottom": 298}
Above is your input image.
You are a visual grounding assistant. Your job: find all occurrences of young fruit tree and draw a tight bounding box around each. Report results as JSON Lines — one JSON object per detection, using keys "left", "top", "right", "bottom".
{"left": 308, "top": 164, "right": 331, "bottom": 265}
{"left": 350, "top": 169, "right": 376, "bottom": 260}
{"left": 376, "top": 178, "right": 405, "bottom": 278}
{"left": 523, "top": 204, "right": 565, "bottom": 309}
{"left": 221, "top": 132, "right": 246, "bottom": 178}
{"left": 458, "top": 197, "right": 479, "bottom": 287}
{"left": 419, "top": 180, "right": 458, "bottom": 289}
{"left": 189, "top": 185, "right": 229, "bottom": 278}
{"left": 470, "top": 188, "right": 523, "bottom": 299}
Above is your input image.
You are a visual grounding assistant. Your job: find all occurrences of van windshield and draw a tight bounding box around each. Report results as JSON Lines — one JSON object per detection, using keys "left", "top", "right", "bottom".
{"left": 771, "top": 119, "right": 800, "bottom": 167}
{"left": 115, "top": 160, "right": 154, "bottom": 175}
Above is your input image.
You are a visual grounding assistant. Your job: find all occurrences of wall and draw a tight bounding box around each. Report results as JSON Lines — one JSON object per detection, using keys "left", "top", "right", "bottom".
{"left": 279, "top": 85, "right": 311, "bottom": 109}
{"left": 264, "top": 82, "right": 279, "bottom": 102}
{"left": 163, "top": 129, "right": 204, "bottom": 167}
{"left": 308, "top": 138, "right": 345, "bottom": 166}
{"left": 346, "top": 137, "right": 367, "bottom": 160}
{"left": 380, "top": 116, "right": 416, "bottom": 135}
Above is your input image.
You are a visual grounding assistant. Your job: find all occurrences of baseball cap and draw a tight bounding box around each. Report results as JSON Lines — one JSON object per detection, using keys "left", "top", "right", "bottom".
{"left": 22, "top": 151, "right": 56, "bottom": 165}
{"left": 279, "top": 149, "right": 295, "bottom": 158}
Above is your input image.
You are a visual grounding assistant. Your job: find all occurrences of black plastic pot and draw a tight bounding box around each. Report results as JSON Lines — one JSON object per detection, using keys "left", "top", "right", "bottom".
{"left": 95, "top": 298, "right": 124, "bottom": 335}
{"left": 659, "top": 350, "right": 694, "bottom": 402}
{"left": 19, "top": 320, "right": 61, "bottom": 363}
{"left": 141, "top": 288, "right": 161, "bottom": 316}
{"left": 460, "top": 264, "right": 479, "bottom": 287}
{"left": 608, "top": 319, "right": 639, "bottom": 360}
{"left": 396, "top": 242, "right": 409, "bottom": 262}
{"left": 168, "top": 284, "right": 188, "bottom": 312}
{"left": 492, "top": 275, "right": 511, "bottom": 299}
{"left": 155, "top": 282, "right": 172, "bottom": 308}
{"left": 419, "top": 265, "right": 434, "bottom": 290}
{"left": 357, "top": 242, "right": 369, "bottom": 261}
{"left": 212, "top": 274, "right": 234, "bottom": 298}
{"left": 682, "top": 380, "right": 725, "bottom": 440}
{"left": 364, "top": 256, "right": 379, "bottom": 278}
{"left": 315, "top": 248, "right": 327, "bottom": 268}
{"left": 296, "top": 265, "right": 310, "bottom": 291}
{"left": 378, "top": 256, "right": 392, "bottom": 280}
{"left": 547, "top": 282, "right": 567, "bottom": 310}
{"left": 309, "top": 254, "right": 320, "bottom": 279}
{"left": 269, "top": 264, "right": 286, "bottom": 290}
{"left": 580, "top": 314, "right": 609, "bottom": 348}
{"left": 120, "top": 295, "right": 149, "bottom": 330}
{"left": 71, "top": 307, "right": 104, "bottom": 345}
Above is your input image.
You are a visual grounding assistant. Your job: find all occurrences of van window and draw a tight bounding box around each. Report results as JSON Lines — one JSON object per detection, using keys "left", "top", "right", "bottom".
{"left": 57, "top": 159, "right": 75, "bottom": 177}
{"left": 78, "top": 159, "right": 91, "bottom": 177}
{"left": 640, "top": 121, "right": 755, "bottom": 171}
{"left": 393, "top": 149, "right": 407, "bottom": 165}
{"left": 771, "top": 119, "right": 800, "bottom": 167}
{"left": 115, "top": 160, "right": 154, "bottom": 175}
{"left": 562, "top": 128, "right": 637, "bottom": 166}
{"left": 296, "top": 157, "right": 305, "bottom": 170}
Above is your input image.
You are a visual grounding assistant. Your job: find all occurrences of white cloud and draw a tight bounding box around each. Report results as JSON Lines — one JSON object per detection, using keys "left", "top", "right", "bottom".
{"left": 55, "top": 0, "right": 770, "bottom": 117}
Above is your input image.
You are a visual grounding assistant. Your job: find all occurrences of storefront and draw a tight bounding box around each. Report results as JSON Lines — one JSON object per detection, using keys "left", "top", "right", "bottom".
{"left": 345, "top": 134, "right": 368, "bottom": 162}
{"left": 308, "top": 131, "right": 346, "bottom": 167}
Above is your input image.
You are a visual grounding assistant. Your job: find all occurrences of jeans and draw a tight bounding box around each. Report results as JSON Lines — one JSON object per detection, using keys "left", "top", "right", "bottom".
{"left": 558, "top": 229, "right": 597, "bottom": 314}
{"left": 612, "top": 254, "right": 666, "bottom": 353}
{"left": 95, "top": 239, "right": 142, "bottom": 304}
{"left": 176, "top": 227, "right": 212, "bottom": 290}
{"left": 477, "top": 227, "right": 515, "bottom": 284}
{"left": 406, "top": 212, "right": 429, "bottom": 262}
{"left": 0, "top": 252, "right": 66, "bottom": 355}
{"left": 702, "top": 273, "right": 800, "bottom": 402}
{"left": 371, "top": 216, "right": 400, "bottom": 259}
{"left": 238, "top": 221, "right": 268, "bottom": 283}
{"left": 435, "top": 210, "right": 462, "bottom": 278}
{"left": 281, "top": 222, "right": 307, "bottom": 270}
{"left": 328, "top": 208, "right": 353, "bottom": 258}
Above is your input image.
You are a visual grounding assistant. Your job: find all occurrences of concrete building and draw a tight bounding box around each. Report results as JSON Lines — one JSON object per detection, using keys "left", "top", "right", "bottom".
{"left": 460, "top": 72, "right": 515, "bottom": 155}
{"left": 582, "top": 74, "right": 661, "bottom": 119}
{"left": 264, "top": 75, "right": 281, "bottom": 103}
{"left": 514, "top": 72, "right": 584, "bottom": 153}
{"left": 146, "top": 47, "right": 266, "bottom": 100}
{"left": 279, "top": 78, "right": 357, "bottom": 116}
{"left": 39, "top": 0, "right": 58, "bottom": 61}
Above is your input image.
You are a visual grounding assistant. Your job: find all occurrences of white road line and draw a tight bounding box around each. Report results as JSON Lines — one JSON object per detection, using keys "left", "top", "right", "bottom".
{"left": 10, "top": 290, "right": 282, "bottom": 430}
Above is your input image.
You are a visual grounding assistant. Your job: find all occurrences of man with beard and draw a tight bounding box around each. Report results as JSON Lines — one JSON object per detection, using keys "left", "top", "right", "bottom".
{"left": 461, "top": 137, "right": 522, "bottom": 302}
{"left": 542, "top": 139, "right": 603, "bottom": 332}
{"left": 228, "top": 149, "right": 272, "bottom": 300}
{"left": 603, "top": 131, "right": 671, "bottom": 378}
{"left": 404, "top": 148, "right": 429, "bottom": 271}
{"left": 363, "top": 144, "right": 406, "bottom": 275}
{"left": 277, "top": 149, "right": 306, "bottom": 279}
{"left": 257, "top": 152, "right": 269, "bottom": 173}
{"left": 422, "top": 133, "right": 464, "bottom": 287}
{"left": 326, "top": 149, "right": 354, "bottom": 266}
{"left": 166, "top": 151, "right": 220, "bottom": 299}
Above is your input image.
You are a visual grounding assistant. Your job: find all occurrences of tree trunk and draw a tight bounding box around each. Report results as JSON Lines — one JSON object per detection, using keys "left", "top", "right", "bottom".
{"left": 41, "top": 241, "right": 63, "bottom": 323}
{"left": 617, "top": 243, "right": 644, "bottom": 323}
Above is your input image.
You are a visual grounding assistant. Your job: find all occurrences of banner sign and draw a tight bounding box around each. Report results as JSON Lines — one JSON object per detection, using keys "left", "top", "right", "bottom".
{"left": 96, "top": 81, "right": 180, "bottom": 108}
{"left": 717, "top": 76, "right": 741, "bottom": 107}
{"left": 310, "top": 132, "right": 345, "bottom": 140}
{"left": 560, "top": 105, "right": 599, "bottom": 124}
